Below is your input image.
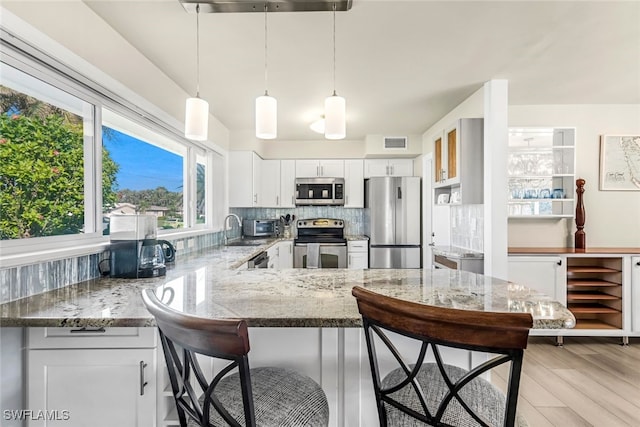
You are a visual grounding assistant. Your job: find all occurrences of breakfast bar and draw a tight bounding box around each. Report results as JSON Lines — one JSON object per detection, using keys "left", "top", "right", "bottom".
{"left": 0, "top": 245, "right": 575, "bottom": 426}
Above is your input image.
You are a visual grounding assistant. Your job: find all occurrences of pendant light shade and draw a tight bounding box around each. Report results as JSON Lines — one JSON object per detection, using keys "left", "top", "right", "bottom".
{"left": 185, "top": 97, "right": 209, "bottom": 141}
{"left": 324, "top": 94, "right": 345, "bottom": 140}
{"left": 256, "top": 94, "right": 277, "bottom": 139}
{"left": 256, "top": 3, "right": 277, "bottom": 139}
{"left": 185, "top": 4, "right": 208, "bottom": 141}
{"left": 324, "top": 2, "right": 345, "bottom": 140}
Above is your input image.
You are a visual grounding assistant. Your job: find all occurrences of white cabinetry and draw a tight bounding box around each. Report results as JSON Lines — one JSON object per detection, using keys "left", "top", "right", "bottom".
{"left": 278, "top": 241, "right": 294, "bottom": 269}
{"left": 280, "top": 160, "right": 296, "bottom": 208}
{"left": 507, "top": 128, "right": 575, "bottom": 218}
{"left": 27, "top": 327, "right": 157, "bottom": 427}
{"left": 633, "top": 257, "right": 640, "bottom": 333}
{"left": 508, "top": 256, "right": 566, "bottom": 301}
{"left": 267, "top": 241, "right": 293, "bottom": 269}
{"left": 295, "top": 159, "right": 344, "bottom": 178}
{"left": 348, "top": 240, "right": 369, "bottom": 269}
{"left": 364, "top": 158, "right": 413, "bottom": 178}
{"left": 261, "top": 159, "right": 280, "bottom": 207}
{"left": 229, "top": 151, "right": 261, "bottom": 207}
{"left": 344, "top": 159, "right": 364, "bottom": 208}
{"left": 433, "top": 118, "right": 483, "bottom": 205}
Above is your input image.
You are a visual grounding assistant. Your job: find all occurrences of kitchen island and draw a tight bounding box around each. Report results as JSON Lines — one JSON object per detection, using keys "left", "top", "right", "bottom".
{"left": 0, "top": 244, "right": 575, "bottom": 427}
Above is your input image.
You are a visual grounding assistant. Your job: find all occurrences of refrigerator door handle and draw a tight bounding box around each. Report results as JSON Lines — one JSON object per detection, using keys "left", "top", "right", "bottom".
{"left": 397, "top": 187, "right": 402, "bottom": 199}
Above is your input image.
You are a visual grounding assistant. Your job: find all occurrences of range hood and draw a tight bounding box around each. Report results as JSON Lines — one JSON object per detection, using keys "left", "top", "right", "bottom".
{"left": 179, "top": 0, "right": 353, "bottom": 13}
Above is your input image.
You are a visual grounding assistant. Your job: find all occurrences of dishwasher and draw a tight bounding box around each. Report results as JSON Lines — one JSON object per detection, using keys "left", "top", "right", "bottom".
{"left": 247, "top": 251, "right": 269, "bottom": 269}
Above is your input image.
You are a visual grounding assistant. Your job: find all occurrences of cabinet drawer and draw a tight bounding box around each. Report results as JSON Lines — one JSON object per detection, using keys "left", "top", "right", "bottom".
{"left": 28, "top": 327, "right": 157, "bottom": 349}
{"left": 348, "top": 241, "right": 368, "bottom": 252}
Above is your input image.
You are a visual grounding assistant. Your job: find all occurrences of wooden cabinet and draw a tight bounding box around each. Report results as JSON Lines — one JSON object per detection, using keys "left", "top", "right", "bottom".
{"left": 229, "top": 151, "right": 261, "bottom": 207}
{"left": 348, "top": 240, "right": 369, "bottom": 269}
{"left": 507, "top": 128, "right": 575, "bottom": 218}
{"left": 566, "top": 257, "right": 624, "bottom": 330}
{"left": 27, "top": 327, "right": 156, "bottom": 427}
{"left": 344, "top": 159, "right": 364, "bottom": 208}
{"left": 364, "top": 158, "right": 413, "bottom": 178}
{"left": 508, "top": 256, "right": 565, "bottom": 301}
{"left": 295, "top": 159, "right": 344, "bottom": 178}
{"left": 433, "top": 118, "right": 483, "bottom": 205}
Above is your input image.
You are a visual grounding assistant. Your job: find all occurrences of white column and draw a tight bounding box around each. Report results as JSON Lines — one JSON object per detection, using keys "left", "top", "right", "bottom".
{"left": 483, "top": 80, "right": 509, "bottom": 279}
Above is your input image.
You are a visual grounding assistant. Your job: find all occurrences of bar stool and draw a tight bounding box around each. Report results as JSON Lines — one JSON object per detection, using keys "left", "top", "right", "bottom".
{"left": 142, "top": 288, "right": 329, "bottom": 427}
{"left": 352, "top": 286, "right": 532, "bottom": 427}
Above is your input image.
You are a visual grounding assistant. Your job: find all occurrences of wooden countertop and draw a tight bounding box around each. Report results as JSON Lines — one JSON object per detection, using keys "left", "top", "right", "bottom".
{"left": 509, "top": 247, "right": 640, "bottom": 255}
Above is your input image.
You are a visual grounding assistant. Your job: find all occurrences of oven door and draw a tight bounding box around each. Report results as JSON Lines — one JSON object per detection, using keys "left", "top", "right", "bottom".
{"left": 294, "top": 243, "right": 347, "bottom": 268}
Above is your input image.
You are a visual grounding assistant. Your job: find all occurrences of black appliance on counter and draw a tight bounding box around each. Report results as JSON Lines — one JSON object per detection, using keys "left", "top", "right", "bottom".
{"left": 293, "top": 218, "right": 347, "bottom": 268}
{"left": 109, "top": 215, "right": 175, "bottom": 278}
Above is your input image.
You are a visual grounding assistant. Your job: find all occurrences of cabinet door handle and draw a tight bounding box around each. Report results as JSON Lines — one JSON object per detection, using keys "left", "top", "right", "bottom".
{"left": 70, "top": 327, "right": 106, "bottom": 334}
{"left": 317, "top": 165, "right": 320, "bottom": 176}
{"left": 557, "top": 260, "right": 562, "bottom": 266}
{"left": 139, "top": 361, "right": 148, "bottom": 396}
{"left": 321, "top": 165, "right": 324, "bottom": 176}
{"left": 276, "top": 196, "right": 279, "bottom": 206}
{"left": 636, "top": 261, "right": 640, "bottom": 266}
{"left": 390, "top": 165, "right": 394, "bottom": 175}
{"left": 254, "top": 194, "right": 257, "bottom": 204}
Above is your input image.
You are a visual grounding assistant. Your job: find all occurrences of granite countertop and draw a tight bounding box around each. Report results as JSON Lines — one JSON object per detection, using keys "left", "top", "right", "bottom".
{"left": 432, "top": 245, "right": 484, "bottom": 259}
{"left": 0, "top": 244, "right": 575, "bottom": 330}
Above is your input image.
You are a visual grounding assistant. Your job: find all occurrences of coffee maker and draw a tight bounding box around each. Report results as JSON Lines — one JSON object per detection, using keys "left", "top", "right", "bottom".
{"left": 109, "top": 215, "right": 173, "bottom": 278}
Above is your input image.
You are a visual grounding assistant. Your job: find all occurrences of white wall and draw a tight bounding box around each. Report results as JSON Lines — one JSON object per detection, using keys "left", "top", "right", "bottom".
{"left": 509, "top": 104, "right": 640, "bottom": 248}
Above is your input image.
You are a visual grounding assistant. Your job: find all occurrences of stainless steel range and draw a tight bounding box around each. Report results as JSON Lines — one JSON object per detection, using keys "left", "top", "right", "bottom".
{"left": 293, "top": 218, "right": 347, "bottom": 268}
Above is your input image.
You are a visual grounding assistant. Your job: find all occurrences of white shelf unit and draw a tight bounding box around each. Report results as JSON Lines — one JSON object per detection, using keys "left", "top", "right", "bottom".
{"left": 507, "top": 128, "right": 576, "bottom": 219}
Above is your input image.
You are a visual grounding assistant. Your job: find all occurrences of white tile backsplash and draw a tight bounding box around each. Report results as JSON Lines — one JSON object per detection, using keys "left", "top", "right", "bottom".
{"left": 451, "top": 204, "right": 484, "bottom": 252}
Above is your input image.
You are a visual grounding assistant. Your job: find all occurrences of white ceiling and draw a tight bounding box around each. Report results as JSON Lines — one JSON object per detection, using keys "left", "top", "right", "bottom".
{"left": 12, "top": 1, "right": 640, "bottom": 140}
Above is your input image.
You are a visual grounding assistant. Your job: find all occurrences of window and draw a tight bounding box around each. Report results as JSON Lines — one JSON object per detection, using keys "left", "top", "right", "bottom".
{"left": 102, "top": 109, "right": 186, "bottom": 234}
{"left": 0, "top": 36, "right": 224, "bottom": 267}
{"left": 0, "top": 63, "right": 96, "bottom": 241}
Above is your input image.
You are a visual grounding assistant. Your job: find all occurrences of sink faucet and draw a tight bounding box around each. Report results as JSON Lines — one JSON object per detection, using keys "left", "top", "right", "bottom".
{"left": 224, "top": 213, "right": 242, "bottom": 245}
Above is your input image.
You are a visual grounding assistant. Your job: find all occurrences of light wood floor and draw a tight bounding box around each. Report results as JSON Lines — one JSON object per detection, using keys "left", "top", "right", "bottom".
{"left": 493, "top": 336, "right": 640, "bottom": 427}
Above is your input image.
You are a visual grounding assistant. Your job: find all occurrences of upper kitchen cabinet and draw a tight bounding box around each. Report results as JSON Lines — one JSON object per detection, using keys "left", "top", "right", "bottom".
{"left": 229, "top": 151, "right": 261, "bottom": 207}
{"left": 295, "top": 159, "right": 344, "bottom": 178}
{"left": 261, "top": 159, "right": 296, "bottom": 208}
{"left": 507, "top": 128, "right": 575, "bottom": 218}
{"left": 364, "top": 158, "right": 414, "bottom": 177}
{"left": 344, "top": 159, "right": 364, "bottom": 207}
{"left": 433, "top": 118, "right": 484, "bottom": 205}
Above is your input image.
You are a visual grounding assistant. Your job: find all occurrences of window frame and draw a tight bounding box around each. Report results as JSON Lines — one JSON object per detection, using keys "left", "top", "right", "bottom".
{"left": 0, "top": 32, "right": 226, "bottom": 269}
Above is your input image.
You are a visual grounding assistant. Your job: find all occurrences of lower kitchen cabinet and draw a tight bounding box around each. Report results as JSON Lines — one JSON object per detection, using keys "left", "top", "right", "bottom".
{"left": 508, "top": 255, "right": 565, "bottom": 301}
{"left": 267, "top": 241, "right": 293, "bottom": 269}
{"left": 348, "top": 240, "right": 369, "bottom": 269}
{"left": 633, "top": 256, "right": 640, "bottom": 333}
{"left": 26, "top": 328, "right": 156, "bottom": 427}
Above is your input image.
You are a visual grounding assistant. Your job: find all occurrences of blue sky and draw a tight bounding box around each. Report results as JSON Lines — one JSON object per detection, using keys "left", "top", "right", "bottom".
{"left": 103, "top": 127, "right": 183, "bottom": 192}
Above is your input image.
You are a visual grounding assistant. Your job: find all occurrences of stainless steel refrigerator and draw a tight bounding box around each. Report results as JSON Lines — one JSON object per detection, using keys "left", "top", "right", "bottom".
{"left": 365, "top": 176, "right": 421, "bottom": 268}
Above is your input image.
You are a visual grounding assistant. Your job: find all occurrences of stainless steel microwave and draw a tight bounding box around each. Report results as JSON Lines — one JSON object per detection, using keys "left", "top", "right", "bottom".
{"left": 295, "top": 177, "right": 345, "bottom": 206}
{"left": 242, "top": 219, "right": 279, "bottom": 237}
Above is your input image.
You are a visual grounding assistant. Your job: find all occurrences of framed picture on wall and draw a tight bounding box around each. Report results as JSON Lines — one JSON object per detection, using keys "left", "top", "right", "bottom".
{"left": 599, "top": 135, "right": 640, "bottom": 191}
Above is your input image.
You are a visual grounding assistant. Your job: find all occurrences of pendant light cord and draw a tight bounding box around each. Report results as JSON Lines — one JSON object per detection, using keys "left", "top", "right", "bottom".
{"left": 264, "top": 2, "right": 269, "bottom": 96}
{"left": 332, "top": 2, "right": 337, "bottom": 96}
{"left": 196, "top": 4, "right": 201, "bottom": 98}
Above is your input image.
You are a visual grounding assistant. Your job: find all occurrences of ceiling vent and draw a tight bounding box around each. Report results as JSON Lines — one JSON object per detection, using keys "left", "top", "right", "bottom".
{"left": 383, "top": 136, "right": 408, "bottom": 150}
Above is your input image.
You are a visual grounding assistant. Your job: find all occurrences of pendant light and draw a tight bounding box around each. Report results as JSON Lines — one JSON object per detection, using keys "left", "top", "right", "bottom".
{"left": 185, "top": 4, "right": 209, "bottom": 141}
{"left": 256, "top": 2, "right": 277, "bottom": 139}
{"left": 324, "top": 2, "right": 345, "bottom": 140}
